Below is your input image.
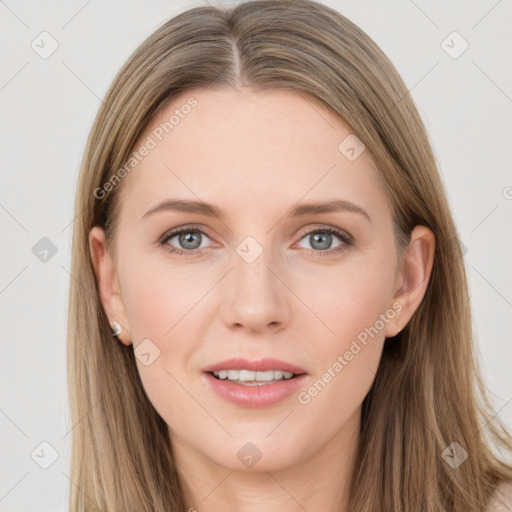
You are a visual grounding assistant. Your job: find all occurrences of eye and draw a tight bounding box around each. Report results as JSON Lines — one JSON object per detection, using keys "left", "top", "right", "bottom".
{"left": 295, "top": 226, "right": 353, "bottom": 256}
{"left": 158, "top": 224, "right": 353, "bottom": 257}
{"left": 159, "top": 224, "right": 213, "bottom": 256}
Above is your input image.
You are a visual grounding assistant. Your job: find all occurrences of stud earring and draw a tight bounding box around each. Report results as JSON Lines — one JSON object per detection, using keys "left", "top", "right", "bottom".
{"left": 111, "top": 321, "right": 122, "bottom": 337}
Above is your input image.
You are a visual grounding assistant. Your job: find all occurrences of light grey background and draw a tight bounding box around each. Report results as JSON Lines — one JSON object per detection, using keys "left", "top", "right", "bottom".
{"left": 1, "top": 0, "right": 511, "bottom": 510}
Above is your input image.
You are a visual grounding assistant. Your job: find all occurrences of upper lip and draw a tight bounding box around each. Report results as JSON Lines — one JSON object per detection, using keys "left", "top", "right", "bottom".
{"left": 202, "top": 358, "right": 307, "bottom": 374}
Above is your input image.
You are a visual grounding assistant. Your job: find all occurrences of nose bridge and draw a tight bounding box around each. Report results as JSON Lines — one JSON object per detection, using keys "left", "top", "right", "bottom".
{"left": 233, "top": 233, "right": 279, "bottom": 297}
{"left": 220, "top": 232, "right": 290, "bottom": 331}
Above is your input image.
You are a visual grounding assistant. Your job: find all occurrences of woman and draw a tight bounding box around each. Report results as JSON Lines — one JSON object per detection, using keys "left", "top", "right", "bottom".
{"left": 67, "top": 1, "right": 512, "bottom": 510}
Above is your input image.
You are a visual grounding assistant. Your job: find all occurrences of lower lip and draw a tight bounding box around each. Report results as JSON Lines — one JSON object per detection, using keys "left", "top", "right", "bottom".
{"left": 203, "top": 372, "right": 308, "bottom": 408}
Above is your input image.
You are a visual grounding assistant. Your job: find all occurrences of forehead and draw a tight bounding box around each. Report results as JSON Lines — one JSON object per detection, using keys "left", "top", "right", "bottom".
{"left": 117, "top": 87, "right": 389, "bottom": 221}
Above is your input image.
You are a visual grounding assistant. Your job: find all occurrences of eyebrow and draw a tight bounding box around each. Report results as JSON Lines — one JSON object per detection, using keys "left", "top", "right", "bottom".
{"left": 142, "top": 198, "right": 371, "bottom": 223}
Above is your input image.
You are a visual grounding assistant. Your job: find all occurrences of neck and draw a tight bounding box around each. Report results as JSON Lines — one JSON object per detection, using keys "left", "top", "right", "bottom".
{"left": 171, "top": 408, "right": 361, "bottom": 512}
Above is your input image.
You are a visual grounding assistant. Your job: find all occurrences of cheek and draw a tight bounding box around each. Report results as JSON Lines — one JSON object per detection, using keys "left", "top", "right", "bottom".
{"left": 292, "top": 272, "right": 392, "bottom": 443}
{"left": 117, "top": 249, "right": 214, "bottom": 392}
{"left": 118, "top": 246, "right": 213, "bottom": 340}
{"left": 118, "top": 256, "right": 209, "bottom": 429}
{"left": 292, "top": 250, "right": 395, "bottom": 409}
{"left": 297, "top": 251, "right": 396, "bottom": 347}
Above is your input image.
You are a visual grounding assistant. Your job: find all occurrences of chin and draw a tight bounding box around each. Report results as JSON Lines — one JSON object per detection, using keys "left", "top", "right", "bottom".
{"left": 204, "top": 435, "right": 307, "bottom": 473}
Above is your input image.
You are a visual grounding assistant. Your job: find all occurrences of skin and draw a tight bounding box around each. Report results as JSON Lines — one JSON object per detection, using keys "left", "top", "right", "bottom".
{"left": 90, "top": 87, "right": 435, "bottom": 511}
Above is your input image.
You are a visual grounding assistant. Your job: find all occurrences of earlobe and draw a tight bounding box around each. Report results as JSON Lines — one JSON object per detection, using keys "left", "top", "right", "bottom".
{"left": 89, "top": 226, "right": 132, "bottom": 346}
{"left": 385, "top": 225, "right": 436, "bottom": 338}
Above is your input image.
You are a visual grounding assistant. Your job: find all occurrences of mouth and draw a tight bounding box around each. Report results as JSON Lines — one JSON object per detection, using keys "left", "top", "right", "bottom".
{"left": 207, "top": 369, "right": 303, "bottom": 386}
{"left": 202, "top": 358, "right": 308, "bottom": 408}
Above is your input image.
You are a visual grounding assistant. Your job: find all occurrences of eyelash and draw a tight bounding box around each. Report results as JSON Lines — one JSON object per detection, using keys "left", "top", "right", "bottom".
{"left": 158, "top": 224, "right": 353, "bottom": 258}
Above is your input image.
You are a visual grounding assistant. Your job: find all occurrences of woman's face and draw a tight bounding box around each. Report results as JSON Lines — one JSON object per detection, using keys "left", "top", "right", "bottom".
{"left": 91, "top": 87, "right": 415, "bottom": 473}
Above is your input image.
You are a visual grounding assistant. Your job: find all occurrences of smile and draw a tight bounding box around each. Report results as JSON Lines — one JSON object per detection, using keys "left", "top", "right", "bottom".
{"left": 210, "top": 369, "right": 297, "bottom": 385}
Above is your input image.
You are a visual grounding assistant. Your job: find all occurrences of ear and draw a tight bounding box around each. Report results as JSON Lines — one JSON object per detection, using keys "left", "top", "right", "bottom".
{"left": 89, "top": 226, "right": 132, "bottom": 346}
{"left": 385, "top": 225, "right": 436, "bottom": 337}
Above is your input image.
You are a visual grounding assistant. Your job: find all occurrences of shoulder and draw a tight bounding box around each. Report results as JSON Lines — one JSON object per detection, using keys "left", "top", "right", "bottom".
{"left": 487, "top": 480, "right": 512, "bottom": 511}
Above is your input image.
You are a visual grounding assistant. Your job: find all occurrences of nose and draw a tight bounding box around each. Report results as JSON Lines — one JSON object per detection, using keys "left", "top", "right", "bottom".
{"left": 219, "top": 242, "right": 291, "bottom": 334}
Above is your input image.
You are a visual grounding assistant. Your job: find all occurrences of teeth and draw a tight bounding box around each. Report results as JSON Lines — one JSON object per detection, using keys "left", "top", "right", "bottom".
{"left": 213, "top": 369, "right": 296, "bottom": 383}
{"left": 256, "top": 370, "right": 275, "bottom": 381}
{"left": 239, "top": 369, "right": 256, "bottom": 381}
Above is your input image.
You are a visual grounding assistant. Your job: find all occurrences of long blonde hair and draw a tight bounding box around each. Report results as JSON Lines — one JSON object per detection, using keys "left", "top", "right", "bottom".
{"left": 67, "top": 1, "right": 512, "bottom": 510}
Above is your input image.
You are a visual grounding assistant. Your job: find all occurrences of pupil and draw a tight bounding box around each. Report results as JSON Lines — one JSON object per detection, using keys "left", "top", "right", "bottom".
{"left": 311, "top": 232, "right": 331, "bottom": 250}
{"left": 180, "top": 231, "right": 201, "bottom": 249}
